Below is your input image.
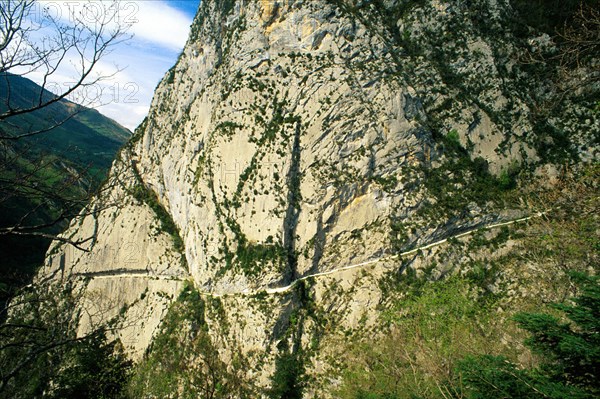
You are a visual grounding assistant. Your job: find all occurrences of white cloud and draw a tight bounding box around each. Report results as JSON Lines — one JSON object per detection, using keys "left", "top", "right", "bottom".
{"left": 130, "top": 1, "right": 192, "bottom": 51}
{"left": 34, "top": 1, "right": 192, "bottom": 51}
{"left": 98, "top": 103, "right": 149, "bottom": 132}
{"left": 12, "top": 1, "right": 194, "bottom": 131}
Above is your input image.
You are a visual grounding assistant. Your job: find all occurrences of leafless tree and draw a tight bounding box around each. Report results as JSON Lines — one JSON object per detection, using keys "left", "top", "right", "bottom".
{"left": 556, "top": 4, "right": 600, "bottom": 70}
{"left": 1, "top": 0, "right": 131, "bottom": 131}
{"left": 0, "top": 0, "right": 133, "bottom": 253}
{"left": 519, "top": 3, "right": 599, "bottom": 114}
{"left": 0, "top": 0, "right": 138, "bottom": 373}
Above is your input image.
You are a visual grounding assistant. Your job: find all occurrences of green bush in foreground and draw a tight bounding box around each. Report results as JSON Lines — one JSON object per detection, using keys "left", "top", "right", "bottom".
{"left": 337, "top": 271, "right": 600, "bottom": 399}
{"left": 0, "top": 283, "right": 131, "bottom": 399}
{"left": 336, "top": 276, "right": 501, "bottom": 399}
{"left": 455, "top": 272, "right": 600, "bottom": 399}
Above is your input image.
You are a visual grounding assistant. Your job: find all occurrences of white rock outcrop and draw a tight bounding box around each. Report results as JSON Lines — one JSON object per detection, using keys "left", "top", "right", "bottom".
{"left": 37, "top": 0, "right": 598, "bottom": 390}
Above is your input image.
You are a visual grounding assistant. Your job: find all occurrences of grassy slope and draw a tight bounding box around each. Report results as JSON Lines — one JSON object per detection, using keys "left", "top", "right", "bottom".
{"left": 333, "top": 165, "right": 599, "bottom": 398}
{"left": 0, "top": 74, "right": 130, "bottom": 179}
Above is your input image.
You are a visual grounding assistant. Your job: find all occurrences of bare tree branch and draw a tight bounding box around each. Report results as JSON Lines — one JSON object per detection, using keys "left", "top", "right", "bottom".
{"left": 0, "top": 0, "right": 131, "bottom": 122}
{"left": 0, "top": 0, "right": 133, "bottom": 260}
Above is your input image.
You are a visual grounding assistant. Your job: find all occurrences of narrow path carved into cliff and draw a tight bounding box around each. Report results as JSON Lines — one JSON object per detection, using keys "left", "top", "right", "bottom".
{"left": 204, "top": 212, "right": 545, "bottom": 297}
{"left": 76, "top": 213, "right": 544, "bottom": 295}
{"left": 73, "top": 269, "right": 185, "bottom": 281}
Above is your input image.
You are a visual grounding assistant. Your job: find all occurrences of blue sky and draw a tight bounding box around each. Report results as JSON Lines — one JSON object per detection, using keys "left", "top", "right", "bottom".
{"left": 99, "top": 0, "right": 202, "bottom": 130}
{"left": 22, "top": 1, "right": 201, "bottom": 131}
{"left": 171, "top": 1, "right": 201, "bottom": 17}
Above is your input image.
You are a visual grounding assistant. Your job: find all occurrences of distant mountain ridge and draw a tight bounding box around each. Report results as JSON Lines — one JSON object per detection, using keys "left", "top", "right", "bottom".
{"left": 0, "top": 73, "right": 131, "bottom": 300}
{"left": 0, "top": 73, "right": 131, "bottom": 180}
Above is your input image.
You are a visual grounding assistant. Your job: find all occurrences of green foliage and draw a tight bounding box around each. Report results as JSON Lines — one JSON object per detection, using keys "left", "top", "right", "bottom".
{"left": 47, "top": 332, "right": 132, "bottom": 399}
{"left": 455, "top": 354, "right": 587, "bottom": 399}
{"left": 218, "top": 0, "right": 236, "bottom": 16}
{"left": 338, "top": 276, "right": 499, "bottom": 399}
{"left": 0, "top": 283, "right": 131, "bottom": 398}
{"left": 216, "top": 120, "right": 244, "bottom": 139}
{"left": 515, "top": 272, "right": 600, "bottom": 391}
{"left": 378, "top": 262, "right": 424, "bottom": 297}
{"left": 532, "top": 120, "right": 579, "bottom": 164}
{"left": 446, "top": 129, "right": 461, "bottom": 149}
{"left": 267, "top": 282, "right": 316, "bottom": 399}
{"left": 0, "top": 74, "right": 129, "bottom": 176}
{"left": 383, "top": 276, "right": 487, "bottom": 348}
{"left": 454, "top": 272, "right": 600, "bottom": 398}
{"left": 165, "top": 66, "right": 176, "bottom": 84}
{"left": 331, "top": 0, "right": 426, "bottom": 57}
{"left": 389, "top": 218, "right": 409, "bottom": 251}
{"left": 268, "top": 350, "right": 304, "bottom": 399}
{"left": 497, "top": 169, "right": 516, "bottom": 190}
{"left": 509, "top": 0, "right": 595, "bottom": 35}
{"left": 236, "top": 241, "right": 287, "bottom": 276}
{"left": 420, "top": 153, "right": 518, "bottom": 218}
{"left": 128, "top": 282, "right": 252, "bottom": 398}
{"left": 373, "top": 174, "right": 398, "bottom": 192}
{"left": 352, "top": 392, "right": 399, "bottom": 399}
{"left": 0, "top": 74, "right": 130, "bottom": 302}
{"left": 464, "top": 259, "right": 500, "bottom": 294}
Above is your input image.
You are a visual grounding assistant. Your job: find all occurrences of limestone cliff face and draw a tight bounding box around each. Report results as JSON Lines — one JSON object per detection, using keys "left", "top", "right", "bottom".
{"left": 38, "top": 0, "right": 598, "bottom": 393}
